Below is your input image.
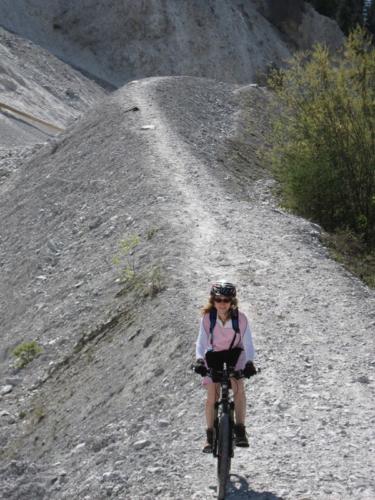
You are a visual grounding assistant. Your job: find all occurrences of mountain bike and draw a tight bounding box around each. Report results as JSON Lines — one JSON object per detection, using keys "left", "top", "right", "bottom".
{"left": 198, "top": 347, "right": 245, "bottom": 500}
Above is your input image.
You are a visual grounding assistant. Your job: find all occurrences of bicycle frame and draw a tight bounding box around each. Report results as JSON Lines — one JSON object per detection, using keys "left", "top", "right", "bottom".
{"left": 194, "top": 348, "right": 257, "bottom": 499}
{"left": 211, "top": 363, "right": 236, "bottom": 459}
{"left": 208, "top": 362, "right": 243, "bottom": 499}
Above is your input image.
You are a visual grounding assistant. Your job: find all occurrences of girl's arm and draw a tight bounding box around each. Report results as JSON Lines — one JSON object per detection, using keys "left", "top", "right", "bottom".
{"left": 243, "top": 322, "right": 255, "bottom": 362}
{"left": 195, "top": 318, "right": 208, "bottom": 359}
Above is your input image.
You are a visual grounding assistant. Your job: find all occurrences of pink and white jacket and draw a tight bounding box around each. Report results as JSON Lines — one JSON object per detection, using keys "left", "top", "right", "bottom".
{"left": 195, "top": 311, "right": 255, "bottom": 371}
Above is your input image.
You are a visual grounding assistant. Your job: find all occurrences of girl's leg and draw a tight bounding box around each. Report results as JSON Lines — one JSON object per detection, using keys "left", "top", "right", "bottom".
{"left": 230, "top": 377, "right": 249, "bottom": 446}
{"left": 205, "top": 382, "right": 220, "bottom": 428}
{"left": 202, "top": 382, "right": 220, "bottom": 452}
{"left": 230, "top": 378, "right": 246, "bottom": 424}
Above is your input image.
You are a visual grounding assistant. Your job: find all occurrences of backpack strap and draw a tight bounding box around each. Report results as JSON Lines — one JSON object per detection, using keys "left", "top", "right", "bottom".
{"left": 231, "top": 308, "right": 240, "bottom": 334}
{"left": 209, "top": 308, "right": 217, "bottom": 347}
{"left": 228, "top": 308, "right": 241, "bottom": 350}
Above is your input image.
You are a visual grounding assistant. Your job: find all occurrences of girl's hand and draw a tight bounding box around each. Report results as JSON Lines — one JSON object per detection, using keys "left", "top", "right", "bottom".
{"left": 194, "top": 358, "right": 207, "bottom": 376}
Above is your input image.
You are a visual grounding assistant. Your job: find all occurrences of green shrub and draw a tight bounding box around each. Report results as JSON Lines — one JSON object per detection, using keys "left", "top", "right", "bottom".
{"left": 30, "top": 405, "right": 46, "bottom": 425}
{"left": 146, "top": 226, "right": 159, "bottom": 240}
{"left": 112, "top": 234, "right": 140, "bottom": 280}
{"left": 113, "top": 233, "right": 165, "bottom": 298}
{"left": 268, "top": 27, "right": 375, "bottom": 249}
{"left": 12, "top": 341, "right": 43, "bottom": 368}
{"left": 307, "top": 0, "right": 339, "bottom": 19}
{"left": 116, "top": 264, "right": 165, "bottom": 298}
{"left": 321, "top": 229, "right": 375, "bottom": 286}
{"left": 143, "top": 265, "right": 165, "bottom": 297}
{"left": 366, "top": 2, "right": 375, "bottom": 37}
{"left": 307, "top": 1, "right": 366, "bottom": 35}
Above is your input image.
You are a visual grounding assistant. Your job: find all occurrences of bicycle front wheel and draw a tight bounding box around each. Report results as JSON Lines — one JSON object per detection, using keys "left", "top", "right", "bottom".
{"left": 217, "top": 413, "right": 232, "bottom": 500}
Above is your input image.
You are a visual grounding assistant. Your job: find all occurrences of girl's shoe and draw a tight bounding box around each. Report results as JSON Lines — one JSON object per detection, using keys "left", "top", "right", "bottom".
{"left": 202, "top": 428, "right": 214, "bottom": 453}
{"left": 234, "top": 423, "right": 249, "bottom": 447}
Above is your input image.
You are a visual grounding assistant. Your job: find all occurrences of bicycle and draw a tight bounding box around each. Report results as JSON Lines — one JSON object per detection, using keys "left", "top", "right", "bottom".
{"left": 196, "top": 347, "right": 246, "bottom": 500}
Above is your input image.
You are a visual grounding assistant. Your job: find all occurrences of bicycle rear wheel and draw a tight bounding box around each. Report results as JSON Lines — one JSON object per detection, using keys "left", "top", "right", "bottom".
{"left": 217, "top": 413, "right": 232, "bottom": 500}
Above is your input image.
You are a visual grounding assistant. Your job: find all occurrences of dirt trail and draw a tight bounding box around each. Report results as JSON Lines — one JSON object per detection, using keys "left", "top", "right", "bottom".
{"left": 128, "top": 78, "right": 375, "bottom": 499}
{"left": 131, "top": 79, "right": 242, "bottom": 281}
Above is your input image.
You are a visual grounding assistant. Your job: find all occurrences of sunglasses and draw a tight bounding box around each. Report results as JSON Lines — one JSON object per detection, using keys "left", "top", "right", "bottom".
{"left": 214, "top": 297, "right": 231, "bottom": 304}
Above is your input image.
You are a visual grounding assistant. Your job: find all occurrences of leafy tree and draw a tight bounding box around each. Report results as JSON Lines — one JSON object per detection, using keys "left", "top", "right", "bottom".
{"left": 308, "top": 0, "right": 339, "bottom": 18}
{"left": 366, "top": 1, "right": 375, "bottom": 34}
{"left": 268, "top": 28, "right": 375, "bottom": 248}
{"left": 308, "top": 0, "right": 366, "bottom": 35}
{"left": 337, "top": 0, "right": 365, "bottom": 34}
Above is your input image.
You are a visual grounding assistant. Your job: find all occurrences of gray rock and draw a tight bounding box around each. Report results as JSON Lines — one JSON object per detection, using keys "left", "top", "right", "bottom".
{"left": 0, "top": 385, "right": 13, "bottom": 395}
{"left": 101, "top": 470, "right": 127, "bottom": 483}
{"left": 158, "top": 419, "right": 170, "bottom": 428}
{"left": 0, "top": 410, "right": 16, "bottom": 423}
{"left": 133, "top": 440, "right": 151, "bottom": 451}
{"left": 356, "top": 375, "right": 371, "bottom": 384}
{"left": 5, "top": 377, "right": 22, "bottom": 386}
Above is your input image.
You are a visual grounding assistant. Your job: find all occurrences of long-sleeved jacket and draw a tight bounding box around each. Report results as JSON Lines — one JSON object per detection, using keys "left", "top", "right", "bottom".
{"left": 195, "top": 311, "right": 255, "bottom": 363}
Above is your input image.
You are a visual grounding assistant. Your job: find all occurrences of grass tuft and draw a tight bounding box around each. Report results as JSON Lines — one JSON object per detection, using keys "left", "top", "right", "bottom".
{"left": 12, "top": 341, "right": 43, "bottom": 368}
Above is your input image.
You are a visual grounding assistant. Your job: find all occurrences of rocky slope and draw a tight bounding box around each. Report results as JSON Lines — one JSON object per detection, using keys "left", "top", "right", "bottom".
{"left": 0, "top": 76, "right": 374, "bottom": 500}
{"left": 0, "top": 27, "right": 106, "bottom": 188}
{"left": 0, "top": 0, "right": 343, "bottom": 86}
{"left": 0, "top": 27, "right": 106, "bottom": 142}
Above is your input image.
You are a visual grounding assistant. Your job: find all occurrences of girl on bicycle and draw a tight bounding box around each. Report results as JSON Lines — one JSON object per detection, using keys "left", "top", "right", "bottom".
{"left": 194, "top": 281, "right": 256, "bottom": 452}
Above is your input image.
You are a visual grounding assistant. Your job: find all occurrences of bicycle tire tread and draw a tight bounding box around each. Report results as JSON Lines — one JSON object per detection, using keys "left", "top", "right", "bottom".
{"left": 217, "top": 414, "right": 231, "bottom": 500}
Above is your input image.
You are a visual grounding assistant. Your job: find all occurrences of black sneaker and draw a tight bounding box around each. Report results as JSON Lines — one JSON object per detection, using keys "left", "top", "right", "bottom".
{"left": 202, "top": 428, "right": 213, "bottom": 453}
{"left": 234, "top": 424, "right": 249, "bottom": 447}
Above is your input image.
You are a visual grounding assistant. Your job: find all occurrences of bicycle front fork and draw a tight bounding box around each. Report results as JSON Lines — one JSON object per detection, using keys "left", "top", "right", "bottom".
{"left": 229, "top": 401, "right": 235, "bottom": 457}
{"left": 213, "top": 401, "right": 235, "bottom": 457}
{"left": 213, "top": 402, "right": 219, "bottom": 457}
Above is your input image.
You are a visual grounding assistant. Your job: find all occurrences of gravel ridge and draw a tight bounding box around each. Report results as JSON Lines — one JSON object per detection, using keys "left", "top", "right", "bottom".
{"left": 0, "top": 0, "right": 342, "bottom": 87}
{"left": 0, "top": 26, "right": 107, "bottom": 194}
{"left": 0, "top": 76, "right": 374, "bottom": 499}
{"left": 0, "top": 27, "right": 106, "bottom": 147}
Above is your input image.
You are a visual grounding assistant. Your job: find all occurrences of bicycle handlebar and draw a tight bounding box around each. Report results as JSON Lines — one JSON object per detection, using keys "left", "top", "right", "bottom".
{"left": 191, "top": 363, "right": 260, "bottom": 379}
{"left": 191, "top": 365, "right": 243, "bottom": 378}
{"left": 209, "top": 367, "right": 244, "bottom": 379}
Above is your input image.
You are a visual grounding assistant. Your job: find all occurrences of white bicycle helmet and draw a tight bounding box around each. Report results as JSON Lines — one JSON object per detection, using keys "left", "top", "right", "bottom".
{"left": 210, "top": 281, "right": 237, "bottom": 298}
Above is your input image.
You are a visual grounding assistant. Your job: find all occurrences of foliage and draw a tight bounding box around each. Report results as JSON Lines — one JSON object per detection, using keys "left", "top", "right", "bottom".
{"left": 146, "top": 227, "right": 159, "bottom": 240}
{"left": 30, "top": 405, "right": 46, "bottom": 425}
{"left": 337, "top": 0, "right": 365, "bottom": 34}
{"left": 115, "top": 264, "right": 165, "bottom": 298}
{"left": 307, "top": 0, "right": 366, "bottom": 35}
{"left": 112, "top": 234, "right": 140, "bottom": 281}
{"left": 268, "top": 28, "right": 375, "bottom": 250}
{"left": 143, "top": 265, "right": 164, "bottom": 297}
{"left": 308, "top": 0, "right": 340, "bottom": 18}
{"left": 321, "top": 229, "right": 375, "bottom": 286}
{"left": 113, "top": 231, "right": 165, "bottom": 298}
{"left": 12, "top": 340, "right": 43, "bottom": 368}
{"left": 366, "top": 1, "right": 375, "bottom": 34}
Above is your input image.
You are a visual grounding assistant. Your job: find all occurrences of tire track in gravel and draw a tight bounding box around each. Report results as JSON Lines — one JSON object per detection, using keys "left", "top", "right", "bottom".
{"left": 127, "top": 78, "right": 249, "bottom": 285}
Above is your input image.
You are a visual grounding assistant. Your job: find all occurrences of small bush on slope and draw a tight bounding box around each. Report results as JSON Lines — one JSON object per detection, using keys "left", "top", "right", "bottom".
{"left": 12, "top": 341, "right": 43, "bottom": 368}
{"left": 113, "top": 232, "right": 165, "bottom": 298}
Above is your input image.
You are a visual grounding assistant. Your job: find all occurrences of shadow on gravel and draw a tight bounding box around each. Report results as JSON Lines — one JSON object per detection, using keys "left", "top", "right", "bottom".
{"left": 226, "top": 474, "right": 285, "bottom": 499}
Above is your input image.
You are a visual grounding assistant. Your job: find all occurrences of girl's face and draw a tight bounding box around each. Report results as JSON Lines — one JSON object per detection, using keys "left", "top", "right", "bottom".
{"left": 213, "top": 296, "right": 232, "bottom": 316}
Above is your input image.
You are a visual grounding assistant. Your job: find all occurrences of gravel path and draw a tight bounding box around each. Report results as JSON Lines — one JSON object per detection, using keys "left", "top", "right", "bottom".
{"left": 125, "top": 78, "right": 375, "bottom": 500}
{"left": 0, "top": 77, "right": 374, "bottom": 499}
